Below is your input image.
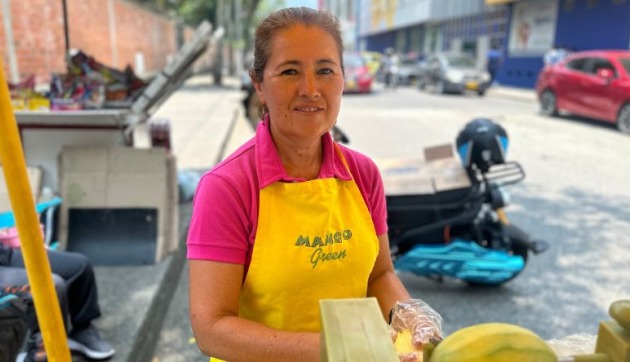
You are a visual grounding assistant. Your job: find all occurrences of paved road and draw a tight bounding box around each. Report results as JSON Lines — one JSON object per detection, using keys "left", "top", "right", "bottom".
{"left": 152, "top": 83, "right": 630, "bottom": 360}
{"left": 339, "top": 85, "right": 630, "bottom": 340}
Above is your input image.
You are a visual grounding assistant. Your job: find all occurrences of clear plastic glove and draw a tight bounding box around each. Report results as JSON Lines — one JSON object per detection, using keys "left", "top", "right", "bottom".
{"left": 390, "top": 299, "right": 443, "bottom": 349}
{"left": 388, "top": 325, "right": 422, "bottom": 362}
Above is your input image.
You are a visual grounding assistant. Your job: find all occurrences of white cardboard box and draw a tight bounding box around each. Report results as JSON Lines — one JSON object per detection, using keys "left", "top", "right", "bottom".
{"left": 0, "top": 166, "right": 43, "bottom": 213}
{"left": 377, "top": 144, "right": 471, "bottom": 196}
{"left": 58, "top": 146, "right": 178, "bottom": 263}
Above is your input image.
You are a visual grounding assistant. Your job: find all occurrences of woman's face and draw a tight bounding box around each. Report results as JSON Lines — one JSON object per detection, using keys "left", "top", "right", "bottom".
{"left": 254, "top": 24, "right": 344, "bottom": 143}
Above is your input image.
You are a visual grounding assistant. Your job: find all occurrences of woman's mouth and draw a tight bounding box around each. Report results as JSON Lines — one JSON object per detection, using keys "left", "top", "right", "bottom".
{"left": 295, "top": 106, "right": 322, "bottom": 112}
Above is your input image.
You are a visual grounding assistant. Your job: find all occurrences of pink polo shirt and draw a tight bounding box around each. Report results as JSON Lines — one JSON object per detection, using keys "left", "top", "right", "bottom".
{"left": 186, "top": 118, "right": 388, "bottom": 268}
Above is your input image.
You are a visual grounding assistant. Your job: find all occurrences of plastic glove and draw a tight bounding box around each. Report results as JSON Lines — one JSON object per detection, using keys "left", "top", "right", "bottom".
{"left": 388, "top": 325, "right": 422, "bottom": 362}
{"left": 390, "top": 299, "right": 443, "bottom": 349}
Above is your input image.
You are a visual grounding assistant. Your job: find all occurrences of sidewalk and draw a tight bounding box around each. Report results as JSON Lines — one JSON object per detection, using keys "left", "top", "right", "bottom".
{"left": 91, "top": 74, "right": 253, "bottom": 362}
{"left": 486, "top": 84, "right": 537, "bottom": 103}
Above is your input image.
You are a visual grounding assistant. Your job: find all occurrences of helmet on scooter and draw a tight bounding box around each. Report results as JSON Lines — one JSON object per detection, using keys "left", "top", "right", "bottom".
{"left": 456, "top": 118, "right": 508, "bottom": 173}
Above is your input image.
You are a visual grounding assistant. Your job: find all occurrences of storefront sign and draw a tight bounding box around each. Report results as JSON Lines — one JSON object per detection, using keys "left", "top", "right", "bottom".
{"left": 508, "top": 0, "right": 558, "bottom": 56}
{"left": 358, "top": 0, "right": 430, "bottom": 36}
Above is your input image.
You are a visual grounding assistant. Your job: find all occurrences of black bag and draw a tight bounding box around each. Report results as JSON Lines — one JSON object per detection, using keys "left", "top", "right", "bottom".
{"left": 0, "top": 294, "right": 29, "bottom": 362}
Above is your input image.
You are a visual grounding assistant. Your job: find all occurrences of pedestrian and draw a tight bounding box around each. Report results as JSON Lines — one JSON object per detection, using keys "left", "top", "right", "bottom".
{"left": 544, "top": 44, "right": 570, "bottom": 66}
{"left": 0, "top": 245, "right": 115, "bottom": 361}
{"left": 187, "top": 7, "right": 441, "bottom": 362}
{"left": 486, "top": 44, "right": 502, "bottom": 85}
{"left": 382, "top": 47, "right": 400, "bottom": 89}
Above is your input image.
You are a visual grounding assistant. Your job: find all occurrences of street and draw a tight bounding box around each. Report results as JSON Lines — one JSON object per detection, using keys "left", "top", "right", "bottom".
{"left": 153, "top": 83, "right": 630, "bottom": 361}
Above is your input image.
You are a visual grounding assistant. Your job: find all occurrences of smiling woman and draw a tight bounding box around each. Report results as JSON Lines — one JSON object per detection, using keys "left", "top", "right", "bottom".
{"left": 187, "top": 7, "right": 441, "bottom": 362}
{"left": 253, "top": 24, "right": 344, "bottom": 154}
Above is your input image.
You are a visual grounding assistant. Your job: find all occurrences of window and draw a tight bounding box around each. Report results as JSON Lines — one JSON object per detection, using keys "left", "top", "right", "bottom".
{"left": 566, "top": 57, "right": 590, "bottom": 72}
{"left": 588, "top": 58, "right": 616, "bottom": 76}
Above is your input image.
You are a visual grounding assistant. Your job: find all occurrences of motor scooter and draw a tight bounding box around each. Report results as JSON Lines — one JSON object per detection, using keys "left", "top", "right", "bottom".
{"left": 385, "top": 119, "right": 549, "bottom": 286}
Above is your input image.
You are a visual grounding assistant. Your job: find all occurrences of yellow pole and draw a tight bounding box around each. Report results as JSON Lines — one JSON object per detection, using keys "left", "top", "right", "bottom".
{"left": 0, "top": 62, "right": 71, "bottom": 360}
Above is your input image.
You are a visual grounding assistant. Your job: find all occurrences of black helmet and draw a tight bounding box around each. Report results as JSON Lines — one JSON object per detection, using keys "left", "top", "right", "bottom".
{"left": 456, "top": 118, "right": 509, "bottom": 173}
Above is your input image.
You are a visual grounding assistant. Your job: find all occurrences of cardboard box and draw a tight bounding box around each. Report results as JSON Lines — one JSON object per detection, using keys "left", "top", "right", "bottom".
{"left": 0, "top": 166, "right": 43, "bottom": 213}
{"left": 376, "top": 143, "right": 471, "bottom": 196}
{"left": 58, "top": 146, "right": 178, "bottom": 264}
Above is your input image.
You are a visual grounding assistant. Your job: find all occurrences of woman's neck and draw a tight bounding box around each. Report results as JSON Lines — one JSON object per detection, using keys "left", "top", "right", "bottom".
{"left": 275, "top": 137, "right": 323, "bottom": 180}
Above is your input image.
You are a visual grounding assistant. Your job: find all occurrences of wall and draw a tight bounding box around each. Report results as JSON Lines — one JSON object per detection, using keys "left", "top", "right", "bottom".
{"left": 555, "top": 0, "right": 630, "bottom": 51}
{"left": 0, "top": 0, "right": 67, "bottom": 84}
{"left": 1, "top": 0, "right": 189, "bottom": 85}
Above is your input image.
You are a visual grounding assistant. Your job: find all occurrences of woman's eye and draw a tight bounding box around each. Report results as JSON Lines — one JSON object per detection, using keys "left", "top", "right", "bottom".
{"left": 319, "top": 68, "right": 334, "bottom": 75}
{"left": 281, "top": 69, "right": 297, "bottom": 75}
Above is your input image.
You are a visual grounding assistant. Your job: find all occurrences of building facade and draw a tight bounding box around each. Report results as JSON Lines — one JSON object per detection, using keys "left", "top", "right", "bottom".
{"left": 356, "top": 0, "right": 630, "bottom": 88}
{"left": 357, "top": 0, "right": 508, "bottom": 75}
{"left": 497, "top": 0, "right": 630, "bottom": 88}
{"left": 319, "top": 0, "right": 358, "bottom": 50}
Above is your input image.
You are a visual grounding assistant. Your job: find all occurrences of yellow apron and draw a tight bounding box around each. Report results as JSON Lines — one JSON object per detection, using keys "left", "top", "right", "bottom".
{"left": 211, "top": 147, "right": 379, "bottom": 360}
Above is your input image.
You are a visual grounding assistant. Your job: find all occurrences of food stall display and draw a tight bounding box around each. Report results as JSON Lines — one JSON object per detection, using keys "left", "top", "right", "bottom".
{"left": 320, "top": 298, "right": 630, "bottom": 362}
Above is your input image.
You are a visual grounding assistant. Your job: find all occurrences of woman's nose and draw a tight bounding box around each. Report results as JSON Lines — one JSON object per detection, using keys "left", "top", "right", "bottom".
{"left": 299, "top": 73, "right": 320, "bottom": 97}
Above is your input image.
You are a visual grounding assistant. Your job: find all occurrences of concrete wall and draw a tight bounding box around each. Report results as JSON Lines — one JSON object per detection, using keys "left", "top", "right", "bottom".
{"left": 0, "top": 0, "right": 187, "bottom": 85}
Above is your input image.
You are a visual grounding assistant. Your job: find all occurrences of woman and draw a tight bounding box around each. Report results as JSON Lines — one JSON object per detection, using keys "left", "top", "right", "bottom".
{"left": 188, "top": 7, "right": 439, "bottom": 361}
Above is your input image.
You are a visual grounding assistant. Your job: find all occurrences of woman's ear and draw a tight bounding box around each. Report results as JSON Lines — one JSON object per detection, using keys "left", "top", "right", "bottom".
{"left": 252, "top": 79, "right": 266, "bottom": 106}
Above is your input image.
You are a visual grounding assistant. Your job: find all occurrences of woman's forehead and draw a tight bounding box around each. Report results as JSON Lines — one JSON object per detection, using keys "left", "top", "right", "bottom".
{"left": 267, "top": 25, "right": 340, "bottom": 61}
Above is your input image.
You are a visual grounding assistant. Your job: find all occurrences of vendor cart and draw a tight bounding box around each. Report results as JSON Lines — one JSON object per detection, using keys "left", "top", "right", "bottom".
{"left": 14, "top": 20, "right": 215, "bottom": 191}
{"left": 7, "top": 21, "right": 220, "bottom": 265}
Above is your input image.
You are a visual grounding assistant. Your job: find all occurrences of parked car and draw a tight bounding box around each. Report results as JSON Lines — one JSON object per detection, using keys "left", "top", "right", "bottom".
{"left": 397, "top": 58, "right": 423, "bottom": 85}
{"left": 418, "top": 52, "right": 491, "bottom": 96}
{"left": 343, "top": 52, "right": 373, "bottom": 94}
{"left": 361, "top": 51, "right": 383, "bottom": 76}
{"left": 535, "top": 49, "right": 630, "bottom": 134}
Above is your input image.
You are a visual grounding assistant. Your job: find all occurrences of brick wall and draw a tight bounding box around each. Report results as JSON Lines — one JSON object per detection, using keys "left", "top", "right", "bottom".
{"left": 0, "top": 0, "right": 66, "bottom": 84}
{"left": 1, "top": 0, "right": 198, "bottom": 85}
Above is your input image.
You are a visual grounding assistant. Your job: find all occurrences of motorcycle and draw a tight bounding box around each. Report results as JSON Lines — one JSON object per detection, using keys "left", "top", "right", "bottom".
{"left": 385, "top": 119, "right": 549, "bottom": 286}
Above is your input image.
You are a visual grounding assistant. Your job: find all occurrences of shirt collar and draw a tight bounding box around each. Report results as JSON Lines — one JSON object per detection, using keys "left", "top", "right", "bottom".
{"left": 255, "top": 115, "right": 352, "bottom": 188}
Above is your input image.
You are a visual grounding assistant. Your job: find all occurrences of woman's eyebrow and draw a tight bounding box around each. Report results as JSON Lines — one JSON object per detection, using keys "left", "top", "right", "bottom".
{"left": 274, "top": 58, "right": 338, "bottom": 69}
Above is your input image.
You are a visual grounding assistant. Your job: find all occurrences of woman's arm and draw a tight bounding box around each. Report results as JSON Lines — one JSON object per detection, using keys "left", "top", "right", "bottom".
{"left": 367, "top": 233, "right": 411, "bottom": 320}
{"left": 189, "top": 259, "right": 320, "bottom": 361}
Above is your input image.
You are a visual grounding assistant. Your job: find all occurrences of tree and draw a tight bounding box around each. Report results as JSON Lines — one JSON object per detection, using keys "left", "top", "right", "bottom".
{"left": 127, "top": 0, "right": 267, "bottom": 84}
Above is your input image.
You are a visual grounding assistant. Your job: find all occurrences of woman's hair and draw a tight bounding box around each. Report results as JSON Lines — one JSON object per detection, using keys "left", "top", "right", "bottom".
{"left": 249, "top": 7, "right": 344, "bottom": 83}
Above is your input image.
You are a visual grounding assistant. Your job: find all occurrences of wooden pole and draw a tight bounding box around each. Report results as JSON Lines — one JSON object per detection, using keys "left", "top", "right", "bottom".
{"left": 0, "top": 60, "right": 71, "bottom": 361}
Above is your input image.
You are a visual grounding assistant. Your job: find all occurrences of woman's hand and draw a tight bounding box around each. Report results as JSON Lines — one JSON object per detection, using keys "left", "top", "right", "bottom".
{"left": 390, "top": 299, "right": 443, "bottom": 349}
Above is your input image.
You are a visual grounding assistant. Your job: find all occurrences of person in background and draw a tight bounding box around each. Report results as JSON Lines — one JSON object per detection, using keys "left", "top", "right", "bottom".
{"left": 544, "top": 44, "right": 571, "bottom": 66}
{"left": 0, "top": 245, "right": 115, "bottom": 361}
{"left": 382, "top": 47, "right": 400, "bottom": 89}
{"left": 486, "top": 44, "right": 503, "bottom": 85}
{"left": 187, "top": 7, "right": 441, "bottom": 362}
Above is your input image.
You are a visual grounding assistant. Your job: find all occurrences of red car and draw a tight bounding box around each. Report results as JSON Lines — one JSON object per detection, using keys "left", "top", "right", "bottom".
{"left": 535, "top": 50, "right": 630, "bottom": 134}
{"left": 343, "top": 52, "right": 373, "bottom": 94}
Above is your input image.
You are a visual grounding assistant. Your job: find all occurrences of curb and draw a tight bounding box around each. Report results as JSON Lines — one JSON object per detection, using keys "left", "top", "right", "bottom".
{"left": 488, "top": 87, "right": 537, "bottom": 103}
{"left": 126, "top": 205, "right": 192, "bottom": 362}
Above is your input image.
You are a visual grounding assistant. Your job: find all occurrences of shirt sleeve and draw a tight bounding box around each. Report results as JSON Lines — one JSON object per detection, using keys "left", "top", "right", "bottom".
{"left": 186, "top": 173, "right": 250, "bottom": 264}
